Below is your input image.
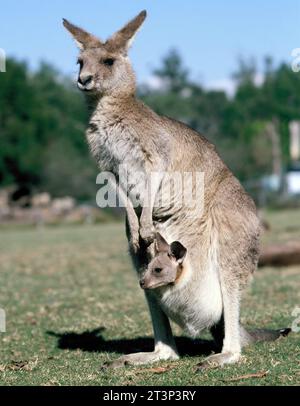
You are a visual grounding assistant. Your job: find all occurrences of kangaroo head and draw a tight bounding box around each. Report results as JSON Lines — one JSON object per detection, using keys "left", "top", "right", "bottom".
{"left": 140, "top": 233, "right": 187, "bottom": 290}
{"left": 63, "top": 10, "right": 146, "bottom": 97}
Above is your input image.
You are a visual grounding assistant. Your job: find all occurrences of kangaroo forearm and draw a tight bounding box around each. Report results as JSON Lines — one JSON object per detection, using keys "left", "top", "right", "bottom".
{"left": 126, "top": 203, "right": 139, "bottom": 240}
{"left": 139, "top": 170, "right": 164, "bottom": 243}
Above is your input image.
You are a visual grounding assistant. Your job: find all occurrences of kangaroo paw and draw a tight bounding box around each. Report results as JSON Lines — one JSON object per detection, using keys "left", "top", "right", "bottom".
{"left": 139, "top": 226, "right": 155, "bottom": 246}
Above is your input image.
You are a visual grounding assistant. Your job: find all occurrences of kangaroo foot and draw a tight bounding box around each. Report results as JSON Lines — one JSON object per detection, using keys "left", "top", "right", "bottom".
{"left": 103, "top": 348, "right": 179, "bottom": 369}
{"left": 196, "top": 351, "right": 241, "bottom": 372}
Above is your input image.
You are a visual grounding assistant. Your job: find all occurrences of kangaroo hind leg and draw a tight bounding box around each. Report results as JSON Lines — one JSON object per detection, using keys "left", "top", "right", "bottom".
{"left": 197, "top": 277, "right": 242, "bottom": 371}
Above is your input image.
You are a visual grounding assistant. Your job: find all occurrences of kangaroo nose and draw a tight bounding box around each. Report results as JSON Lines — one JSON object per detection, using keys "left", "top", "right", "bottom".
{"left": 139, "top": 280, "right": 145, "bottom": 289}
{"left": 78, "top": 74, "right": 93, "bottom": 86}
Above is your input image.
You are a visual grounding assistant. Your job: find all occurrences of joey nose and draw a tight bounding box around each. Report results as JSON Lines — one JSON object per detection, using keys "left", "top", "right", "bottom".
{"left": 139, "top": 280, "right": 145, "bottom": 289}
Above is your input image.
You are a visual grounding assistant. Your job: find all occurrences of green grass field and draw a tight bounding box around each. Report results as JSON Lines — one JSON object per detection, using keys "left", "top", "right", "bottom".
{"left": 0, "top": 209, "right": 299, "bottom": 386}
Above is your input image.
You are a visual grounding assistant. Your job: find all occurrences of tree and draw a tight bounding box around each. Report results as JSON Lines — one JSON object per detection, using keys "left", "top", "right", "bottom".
{"left": 0, "top": 59, "right": 96, "bottom": 200}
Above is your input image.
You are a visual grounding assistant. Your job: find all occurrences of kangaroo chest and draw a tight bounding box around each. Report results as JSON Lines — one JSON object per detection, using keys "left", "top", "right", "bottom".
{"left": 86, "top": 117, "right": 148, "bottom": 204}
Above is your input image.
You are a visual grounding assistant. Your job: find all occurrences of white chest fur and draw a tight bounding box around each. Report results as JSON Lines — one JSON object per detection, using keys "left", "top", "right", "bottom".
{"left": 86, "top": 114, "right": 148, "bottom": 205}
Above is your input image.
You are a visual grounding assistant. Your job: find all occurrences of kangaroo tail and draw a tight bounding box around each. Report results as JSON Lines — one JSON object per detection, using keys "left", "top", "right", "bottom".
{"left": 240, "top": 326, "right": 291, "bottom": 347}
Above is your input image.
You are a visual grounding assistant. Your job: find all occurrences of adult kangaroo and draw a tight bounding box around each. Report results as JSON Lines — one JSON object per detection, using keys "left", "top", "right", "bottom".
{"left": 63, "top": 10, "right": 289, "bottom": 369}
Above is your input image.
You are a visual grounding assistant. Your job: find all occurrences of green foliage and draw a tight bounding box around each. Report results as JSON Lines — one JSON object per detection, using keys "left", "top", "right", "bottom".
{"left": 1, "top": 51, "right": 300, "bottom": 200}
{"left": 141, "top": 50, "right": 300, "bottom": 182}
{"left": 0, "top": 58, "right": 96, "bottom": 200}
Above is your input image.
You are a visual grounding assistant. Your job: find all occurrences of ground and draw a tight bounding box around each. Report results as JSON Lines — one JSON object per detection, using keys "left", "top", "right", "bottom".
{"left": 0, "top": 209, "right": 299, "bottom": 386}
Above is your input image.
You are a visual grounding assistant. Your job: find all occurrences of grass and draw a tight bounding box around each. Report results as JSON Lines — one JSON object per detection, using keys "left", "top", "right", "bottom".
{"left": 0, "top": 209, "right": 299, "bottom": 386}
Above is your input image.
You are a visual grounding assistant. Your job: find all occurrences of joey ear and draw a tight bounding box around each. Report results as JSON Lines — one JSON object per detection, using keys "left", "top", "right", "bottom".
{"left": 169, "top": 241, "right": 187, "bottom": 264}
{"left": 63, "top": 18, "right": 102, "bottom": 50}
{"left": 154, "top": 232, "right": 170, "bottom": 254}
{"left": 105, "top": 10, "right": 147, "bottom": 54}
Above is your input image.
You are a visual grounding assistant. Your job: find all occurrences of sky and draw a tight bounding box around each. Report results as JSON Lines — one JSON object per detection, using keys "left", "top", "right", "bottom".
{"left": 0, "top": 0, "right": 299, "bottom": 94}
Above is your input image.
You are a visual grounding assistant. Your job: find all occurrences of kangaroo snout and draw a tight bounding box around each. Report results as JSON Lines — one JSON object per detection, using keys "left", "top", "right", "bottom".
{"left": 78, "top": 73, "right": 94, "bottom": 90}
{"left": 139, "top": 279, "right": 146, "bottom": 289}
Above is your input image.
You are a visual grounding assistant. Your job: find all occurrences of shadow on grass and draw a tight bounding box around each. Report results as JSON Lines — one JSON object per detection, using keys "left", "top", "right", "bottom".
{"left": 46, "top": 327, "right": 216, "bottom": 357}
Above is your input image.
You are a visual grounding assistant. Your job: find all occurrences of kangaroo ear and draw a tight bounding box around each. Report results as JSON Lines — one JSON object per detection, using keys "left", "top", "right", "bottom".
{"left": 155, "top": 232, "right": 169, "bottom": 254}
{"left": 105, "top": 10, "right": 147, "bottom": 54}
{"left": 169, "top": 241, "right": 187, "bottom": 264}
{"left": 63, "top": 19, "right": 102, "bottom": 50}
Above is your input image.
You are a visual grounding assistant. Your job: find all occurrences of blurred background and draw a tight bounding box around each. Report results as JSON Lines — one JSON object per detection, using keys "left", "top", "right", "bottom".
{"left": 0, "top": 0, "right": 300, "bottom": 226}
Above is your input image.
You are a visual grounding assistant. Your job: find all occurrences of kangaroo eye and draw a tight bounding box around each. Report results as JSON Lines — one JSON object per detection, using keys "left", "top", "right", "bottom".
{"left": 103, "top": 58, "right": 115, "bottom": 66}
{"left": 154, "top": 268, "right": 162, "bottom": 274}
{"left": 77, "top": 59, "right": 83, "bottom": 68}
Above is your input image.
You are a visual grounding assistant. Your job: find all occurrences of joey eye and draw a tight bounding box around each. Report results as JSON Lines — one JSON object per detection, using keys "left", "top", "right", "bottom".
{"left": 154, "top": 268, "right": 162, "bottom": 274}
{"left": 77, "top": 59, "right": 83, "bottom": 68}
{"left": 103, "top": 58, "right": 115, "bottom": 66}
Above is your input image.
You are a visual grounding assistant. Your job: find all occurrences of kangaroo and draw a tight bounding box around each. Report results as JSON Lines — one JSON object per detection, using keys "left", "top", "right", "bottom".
{"left": 63, "top": 10, "right": 290, "bottom": 370}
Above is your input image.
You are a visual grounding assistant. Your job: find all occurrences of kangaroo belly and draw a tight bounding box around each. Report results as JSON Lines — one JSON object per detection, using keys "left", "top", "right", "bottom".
{"left": 158, "top": 266, "right": 223, "bottom": 337}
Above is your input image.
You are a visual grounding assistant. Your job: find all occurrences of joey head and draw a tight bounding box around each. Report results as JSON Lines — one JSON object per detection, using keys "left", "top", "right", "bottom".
{"left": 140, "top": 233, "right": 187, "bottom": 290}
